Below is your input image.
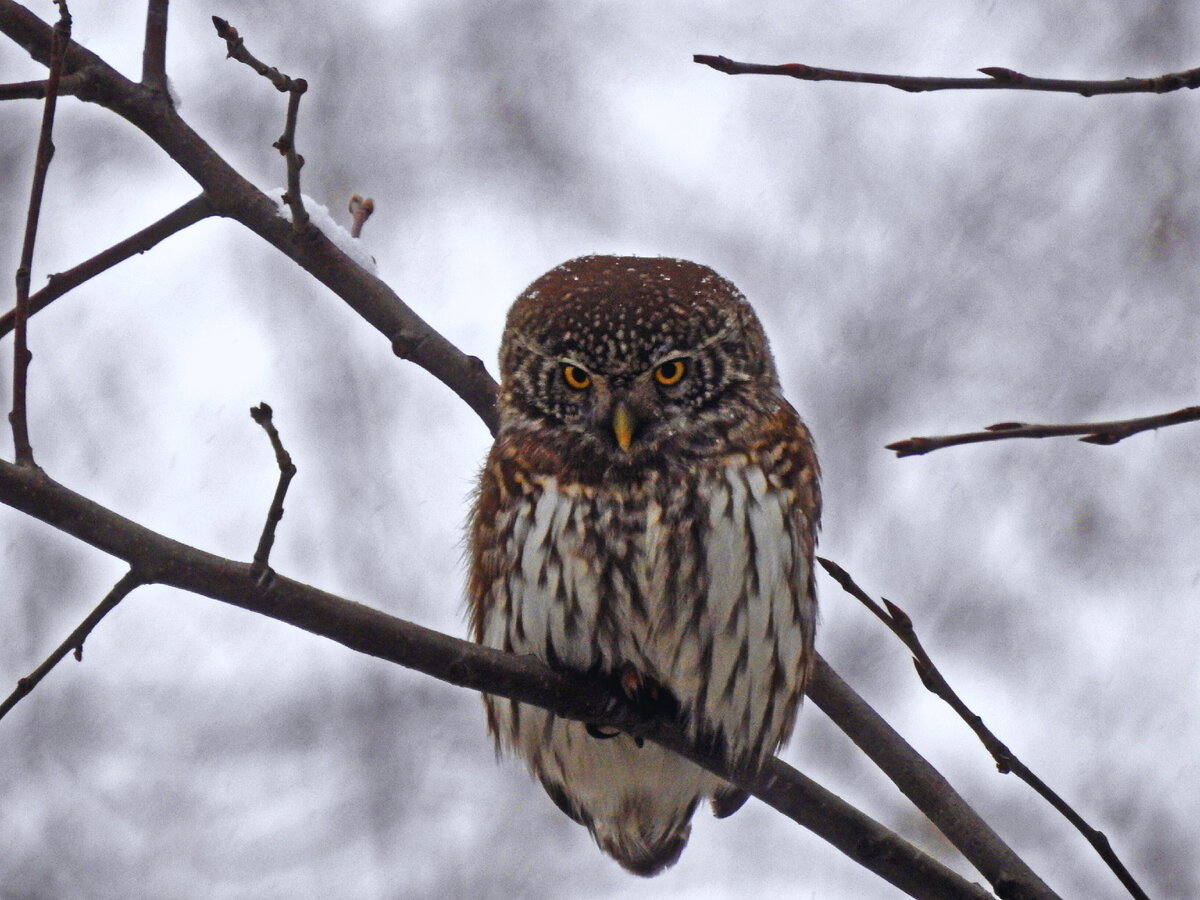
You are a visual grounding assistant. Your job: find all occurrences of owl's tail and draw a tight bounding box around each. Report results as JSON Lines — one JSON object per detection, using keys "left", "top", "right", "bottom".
{"left": 592, "top": 802, "right": 697, "bottom": 877}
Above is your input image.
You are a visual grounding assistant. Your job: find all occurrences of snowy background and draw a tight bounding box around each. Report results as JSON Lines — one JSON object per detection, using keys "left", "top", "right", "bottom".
{"left": 2, "top": 1, "right": 1198, "bottom": 897}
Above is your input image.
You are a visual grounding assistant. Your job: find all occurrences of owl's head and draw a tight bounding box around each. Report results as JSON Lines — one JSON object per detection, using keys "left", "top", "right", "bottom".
{"left": 497, "top": 256, "right": 784, "bottom": 471}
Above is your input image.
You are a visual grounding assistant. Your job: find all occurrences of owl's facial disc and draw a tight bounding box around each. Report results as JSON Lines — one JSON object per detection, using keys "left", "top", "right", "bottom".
{"left": 551, "top": 355, "right": 675, "bottom": 453}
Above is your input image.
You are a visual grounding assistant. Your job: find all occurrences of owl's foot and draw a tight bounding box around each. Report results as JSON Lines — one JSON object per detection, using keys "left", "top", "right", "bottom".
{"left": 618, "top": 665, "right": 656, "bottom": 704}
{"left": 617, "top": 664, "right": 679, "bottom": 718}
{"left": 585, "top": 723, "right": 626, "bottom": 741}
{"left": 584, "top": 666, "right": 680, "bottom": 747}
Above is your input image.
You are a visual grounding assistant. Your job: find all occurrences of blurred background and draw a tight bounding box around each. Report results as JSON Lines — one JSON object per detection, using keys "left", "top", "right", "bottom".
{"left": 2, "top": 1, "right": 1198, "bottom": 897}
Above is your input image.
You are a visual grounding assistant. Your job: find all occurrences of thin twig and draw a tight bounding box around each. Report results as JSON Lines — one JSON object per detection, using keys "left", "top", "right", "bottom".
{"left": 886, "top": 405, "right": 1200, "bottom": 457}
{"left": 0, "top": 70, "right": 89, "bottom": 100}
{"left": 276, "top": 84, "right": 308, "bottom": 227}
{"left": 0, "top": 568, "right": 145, "bottom": 722}
{"left": 817, "top": 557, "right": 1149, "bottom": 900}
{"left": 212, "top": 15, "right": 309, "bottom": 228}
{"left": 694, "top": 54, "right": 1200, "bottom": 97}
{"left": 141, "top": 0, "right": 169, "bottom": 95}
{"left": 10, "top": 0, "right": 71, "bottom": 466}
{"left": 348, "top": 194, "right": 374, "bottom": 238}
{"left": 0, "top": 194, "right": 213, "bottom": 339}
{"left": 248, "top": 403, "right": 296, "bottom": 586}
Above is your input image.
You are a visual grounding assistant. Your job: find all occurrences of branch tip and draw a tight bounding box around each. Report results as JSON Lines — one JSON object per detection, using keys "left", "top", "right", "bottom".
{"left": 249, "top": 402, "right": 296, "bottom": 579}
{"left": 211, "top": 16, "right": 236, "bottom": 41}
{"left": 890, "top": 405, "right": 1200, "bottom": 456}
{"left": 881, "top": 598, "right": 911, "bottom": 629}
{"left": 348, "top": 194, "right": 375, "bottom": 238}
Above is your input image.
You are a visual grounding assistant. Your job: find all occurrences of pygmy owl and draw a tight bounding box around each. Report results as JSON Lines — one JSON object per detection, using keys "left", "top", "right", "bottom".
{"left": 467, "top": 255, "right": 820, "bottom": 876}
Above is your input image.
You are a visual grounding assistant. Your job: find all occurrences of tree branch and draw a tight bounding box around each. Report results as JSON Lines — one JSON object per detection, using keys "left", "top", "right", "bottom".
{"left": 212, "top": 15, "right": 309, "bottom": 228}
{"left": 9, "top": 0, "right": 70, "bottom": 467}
{"left": 806, "top": 661, "right": 1058, "bottom": 900}
{"left": 248, "top": 402, "right": 296, "bottom": 585}
{"left": 694, "top": 54, "right": 1200, "bottom": 97}
{"left": 885, "top": 405, "right": 1200, "bottom": 457}
{"left": 0, "top": 69, "right": 89, "bottom": 100}
{"left": 0, "top": 568, "right": 144, "bottom": 721}
{"left": 818, "top": 558, "right": 1147, "bottom": 900}
{"left": 141, "top": 0, "right": 168, "bottom": 95}
{"left": 0, "top": 194, "right": 214, "bottom": 339}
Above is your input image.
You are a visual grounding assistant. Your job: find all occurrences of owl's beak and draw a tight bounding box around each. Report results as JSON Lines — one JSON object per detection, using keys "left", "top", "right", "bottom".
{"left": 612, "top": 400, "right": 636, "bottom": 452}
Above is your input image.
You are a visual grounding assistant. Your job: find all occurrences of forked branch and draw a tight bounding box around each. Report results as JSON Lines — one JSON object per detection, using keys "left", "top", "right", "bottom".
{"left": 818, "top": 558, "right": 1147, "bottom": 900}
{"left": 212, "top": 15, "right": 309, "bottom": 227}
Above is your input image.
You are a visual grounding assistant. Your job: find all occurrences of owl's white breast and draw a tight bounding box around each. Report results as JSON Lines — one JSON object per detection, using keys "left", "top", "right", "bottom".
{"left": 484, "top": 457, "right": 812, "bottom": 764}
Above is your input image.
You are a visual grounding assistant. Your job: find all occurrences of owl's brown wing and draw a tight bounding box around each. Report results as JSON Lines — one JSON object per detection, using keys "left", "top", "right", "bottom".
{"left": 706, "top": 402, "right": 820, "bottom": 819}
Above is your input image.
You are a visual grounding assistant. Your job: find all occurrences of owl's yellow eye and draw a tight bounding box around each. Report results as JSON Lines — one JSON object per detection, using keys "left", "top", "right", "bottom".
{"left": 561, "top": 364, "right": 592, "bottom": 390}
{"left": 653, "top": 359, "right": 687, "bottom": 386}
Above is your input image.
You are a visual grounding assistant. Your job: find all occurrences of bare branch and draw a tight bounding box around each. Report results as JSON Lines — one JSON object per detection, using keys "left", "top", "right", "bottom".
{"left": 9, "top": 0, "right": 71, "bottom": 467}
{"left": 886, "top": 405, "right": 1200, "bottom": 457}
{"left": 694, "top": 54, "right": 1200, "bottom": 97}
{"left": 211, "top": 16, "right": 299, "bottom": 93}
{"left": 248, "top": 402, "right": 296, "bottom": 585}
{"left": 212, "top": 15, "right": 309, "bottom": 227}
{"left": 0, "top": 568, "right": 145, "bottom": 722}
{"left": 818, "top": 558, "right": 1148, "bottom": 900}
{"left": 0, "top": 194, "right": 214, "bottom": 339}
{"left": 0, "top": 70, "right": 89, "bottom": 100}
{"left": 276, "top": 81, "right": 309, "bottom": 227}
{"left": 806, "top": 659, "right": 1057, "bottom": 900}
{"left": 141, "top": 0, "right": 169, "bottom": 95}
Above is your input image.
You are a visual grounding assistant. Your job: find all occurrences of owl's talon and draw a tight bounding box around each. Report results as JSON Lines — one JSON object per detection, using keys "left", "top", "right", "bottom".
{"left": 615, "top": 665, "right": 680, "bottom": 723}
{"left": 618, "top": 664, "right": 661, "bottom": 705}
{"left": 584, "top": 723, "right": 644, "bottom": 748}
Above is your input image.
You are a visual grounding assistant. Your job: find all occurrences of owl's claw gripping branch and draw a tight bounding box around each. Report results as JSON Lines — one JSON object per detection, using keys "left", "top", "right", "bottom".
{"left": 617, "top": 665, "right": 680, "bottom": 719}
{"left": 585, "top": 667, "right": 675, "bottom": 746}
{"left": 585, "top": 723, "right": 623, "bottom": 741}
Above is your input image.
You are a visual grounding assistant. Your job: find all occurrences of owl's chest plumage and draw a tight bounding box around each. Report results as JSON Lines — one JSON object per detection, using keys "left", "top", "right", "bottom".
{"left": 474, "top": 449, "right": 814, "bottom": 764}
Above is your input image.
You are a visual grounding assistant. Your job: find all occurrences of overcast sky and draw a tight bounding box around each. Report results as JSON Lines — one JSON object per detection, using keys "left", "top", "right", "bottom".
{"left": 2, "top": 2, "right": 1198, "bottom": 898}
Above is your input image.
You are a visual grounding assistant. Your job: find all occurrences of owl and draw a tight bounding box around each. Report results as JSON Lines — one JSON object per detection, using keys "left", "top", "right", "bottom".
{"left": 467, "top": 255, "right": 820, "bottom": 876}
